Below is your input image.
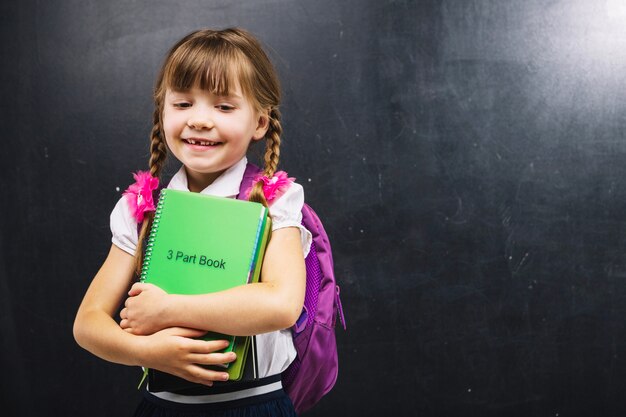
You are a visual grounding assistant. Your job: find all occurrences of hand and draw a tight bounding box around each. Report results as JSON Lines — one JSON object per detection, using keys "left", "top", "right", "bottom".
{"left": 120, "top": 282, "right": 170, "bottom": 335}
{"left": 141, "top": 327, "right": 236, "bottom": 385}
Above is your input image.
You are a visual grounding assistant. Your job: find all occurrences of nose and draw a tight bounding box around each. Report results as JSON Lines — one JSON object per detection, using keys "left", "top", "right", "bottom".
{"left": 187, "top": 111, "right": 214, "bottom": 130}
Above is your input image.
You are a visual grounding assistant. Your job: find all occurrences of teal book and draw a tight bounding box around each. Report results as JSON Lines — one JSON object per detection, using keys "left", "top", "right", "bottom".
{"left": 140, "top": 189, "right": 271, "bottom": 391}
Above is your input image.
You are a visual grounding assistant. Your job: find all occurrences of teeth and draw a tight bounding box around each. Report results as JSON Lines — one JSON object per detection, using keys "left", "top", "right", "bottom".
{"left": 187, "top": 139, "right": 217, "bottom": 146}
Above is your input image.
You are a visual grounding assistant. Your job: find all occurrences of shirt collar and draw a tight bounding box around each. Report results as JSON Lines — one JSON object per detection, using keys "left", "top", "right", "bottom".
{"left": 167, "top": 157, "right": 248, "bottom": 198}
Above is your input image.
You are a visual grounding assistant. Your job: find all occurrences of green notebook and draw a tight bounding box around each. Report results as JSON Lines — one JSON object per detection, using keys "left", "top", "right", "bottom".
{"left": 140, "top": 189, "right": 271, "bottom": 390}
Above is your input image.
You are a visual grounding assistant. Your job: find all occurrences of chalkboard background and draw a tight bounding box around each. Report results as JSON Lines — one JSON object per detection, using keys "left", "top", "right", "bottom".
{"left": 3, "top": 0, "right": 626, "bottom": 416}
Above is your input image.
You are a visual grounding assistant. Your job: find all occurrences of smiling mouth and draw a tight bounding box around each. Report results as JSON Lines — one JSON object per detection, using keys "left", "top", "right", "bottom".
{"left": 183, "top": 138, "right": 221, "bottom": 146}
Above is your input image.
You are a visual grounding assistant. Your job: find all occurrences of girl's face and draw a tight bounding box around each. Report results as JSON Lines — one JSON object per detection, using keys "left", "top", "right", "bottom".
{"left": 162, "top": 85, "right": 268, "bottom": 192}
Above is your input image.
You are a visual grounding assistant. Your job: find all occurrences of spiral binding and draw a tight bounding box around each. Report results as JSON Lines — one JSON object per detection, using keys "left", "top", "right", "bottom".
{"left": 140, "top": 189, "right": 167, "bottom": 282}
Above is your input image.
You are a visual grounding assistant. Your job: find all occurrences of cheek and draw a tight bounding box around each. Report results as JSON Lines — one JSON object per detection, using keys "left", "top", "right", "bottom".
{"left": 162, "top": 107, "right": 185, "bottom": 127}
{"left": 161, "top": 118, "right": 178, "bottom": 149}
{"left": 161, "top": 114, "right": 175, "bottom": 133}
{"left": 162, "top": 115, "right": 184, "bottom": 140}
{"left": 225, "top": 116, "right": 258, "bottom": 141}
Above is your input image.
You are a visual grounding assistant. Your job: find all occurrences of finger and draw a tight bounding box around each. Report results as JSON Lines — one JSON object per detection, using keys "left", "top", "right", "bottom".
{"left": 120, "top": 308, "right": 127, "bottom": 320}
{"left": 164, "top": 327, "right": 209, "bottom": 339}
{"left": 185, "top": 364, "right": 230, "bottom": 383}
{"left": 120, "top": 319, "right": 129, "bottom": 329}
{"left": 186, "top": 338, "right": 232, "bottom": 353}
{"left": 123, "top": 327, "right": 134, "bottom": 333}
{"left": 128, "top": 282, "right": 147, "bottom": 296}
{"left": 187, "top": 351, "right": 237, "bottom": 366}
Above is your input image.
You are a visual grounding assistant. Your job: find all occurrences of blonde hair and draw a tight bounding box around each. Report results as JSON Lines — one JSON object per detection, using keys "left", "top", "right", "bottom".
{"left": 135, "top": 28, "right": 283, "bottom": 273}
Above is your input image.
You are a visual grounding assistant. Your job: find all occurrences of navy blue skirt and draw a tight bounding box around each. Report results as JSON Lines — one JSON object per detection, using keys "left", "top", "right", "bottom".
{"left": 134, "top": 388, "right": 297, "bottom": 417}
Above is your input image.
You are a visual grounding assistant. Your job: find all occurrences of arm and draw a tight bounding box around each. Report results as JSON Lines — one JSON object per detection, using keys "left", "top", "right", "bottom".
{"left": 73, "top": 244, "right": 235, "bottom": 384}
{"left": 120, "top": 226, "right": 306, "bottom": 336}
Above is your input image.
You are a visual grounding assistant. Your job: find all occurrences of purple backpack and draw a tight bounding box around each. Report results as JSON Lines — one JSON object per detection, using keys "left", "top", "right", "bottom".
{"left": 239, "top": 163, "right": 346, "bottom": 414}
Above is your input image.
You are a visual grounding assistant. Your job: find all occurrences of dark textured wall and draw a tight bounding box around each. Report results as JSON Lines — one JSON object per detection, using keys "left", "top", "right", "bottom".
{"left": 3, "top": 1, "right": 626, "bottom": 416}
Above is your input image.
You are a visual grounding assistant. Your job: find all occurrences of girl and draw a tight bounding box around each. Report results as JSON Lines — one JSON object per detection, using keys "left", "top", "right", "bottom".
{"left": 73, "top": 28, "right": 309, "bottom": 417}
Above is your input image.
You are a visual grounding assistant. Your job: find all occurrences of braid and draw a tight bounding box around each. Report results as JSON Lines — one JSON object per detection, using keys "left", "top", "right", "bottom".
{"left": 148, "top": 123, "right": 168, "bottom": 178}
{"left": 248, "top": 108, "right": 282, "bottom": 207}
{"left": 134, "top": 109, "right": 168, "bottom": 275}
{"left": 263, "top": 108, "right": 282, "bottom": 177}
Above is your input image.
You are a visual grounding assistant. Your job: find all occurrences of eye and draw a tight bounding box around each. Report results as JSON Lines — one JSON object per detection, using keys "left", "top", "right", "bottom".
{"left": 173, "top": 102, "right": 192, "bottom": 108}
{"left": 216, "top": 104, "right": 235, "bottom": 111}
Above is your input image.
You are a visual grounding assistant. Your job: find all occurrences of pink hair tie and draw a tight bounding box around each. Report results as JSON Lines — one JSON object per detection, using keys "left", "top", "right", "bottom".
{"left": 246, "top": 171, "right": 294, "bottom": 204}
{"left": 123, "top": 171, "right": 159, "bottom": 222}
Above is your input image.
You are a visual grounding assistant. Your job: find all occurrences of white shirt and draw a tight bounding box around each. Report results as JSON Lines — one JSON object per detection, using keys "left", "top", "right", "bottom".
{"left": 109, "top": 156, "right": 311, "bottom": 384}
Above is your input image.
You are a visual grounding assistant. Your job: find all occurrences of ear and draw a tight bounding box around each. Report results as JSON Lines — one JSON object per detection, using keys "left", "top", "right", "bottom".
{"left": 252, "top": 110, "right": 270, "bottom": 141}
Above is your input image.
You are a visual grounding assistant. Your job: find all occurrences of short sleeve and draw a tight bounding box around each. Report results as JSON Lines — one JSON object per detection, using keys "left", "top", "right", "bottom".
{"left": 269, "top": 182, "right": 312, "bottom": 258}
{"left": 110, "top": 196, "right": 139, "bottom": 256}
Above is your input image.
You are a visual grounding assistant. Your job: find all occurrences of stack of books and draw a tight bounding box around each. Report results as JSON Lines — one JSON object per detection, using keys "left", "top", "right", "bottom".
{"left": 139, "top": 189, "right": 271, "bottom": 392}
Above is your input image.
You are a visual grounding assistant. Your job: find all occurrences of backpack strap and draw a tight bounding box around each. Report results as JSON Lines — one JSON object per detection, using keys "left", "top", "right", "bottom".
{"left": 300, "top": 204, "right": 346, "bottom": 330}
{"left": 237, "top": 163, "right": 263, "bottom": 201}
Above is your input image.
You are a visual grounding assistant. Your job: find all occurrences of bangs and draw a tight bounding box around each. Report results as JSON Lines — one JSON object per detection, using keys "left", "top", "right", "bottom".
{"left": 161, "top": 36, "right": 254, "bottom": 99}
